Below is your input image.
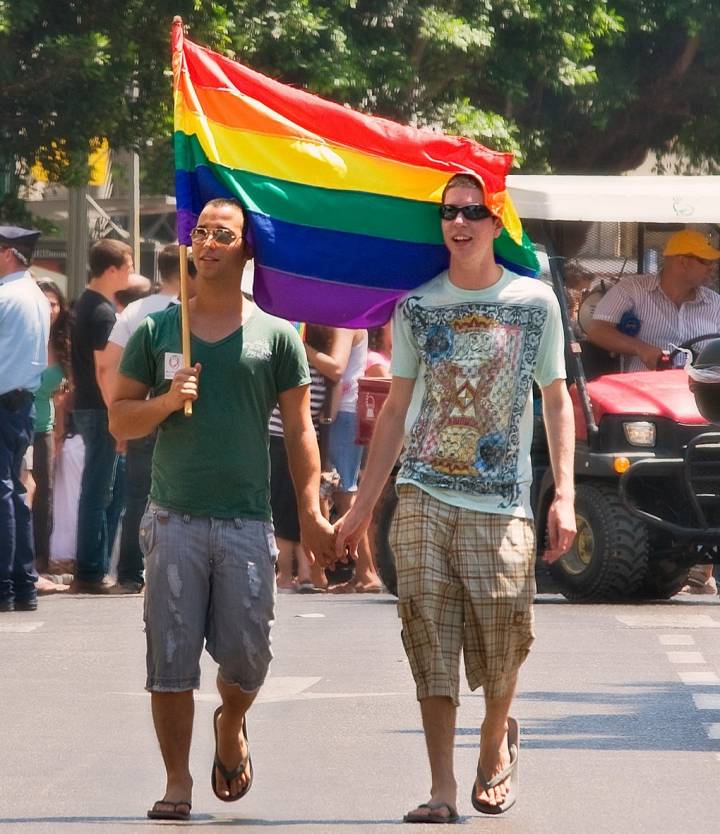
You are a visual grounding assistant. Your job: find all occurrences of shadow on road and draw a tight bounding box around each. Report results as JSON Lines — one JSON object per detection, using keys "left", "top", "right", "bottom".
{"left": 0, "top": 816, "right": 402, "bottom": 827}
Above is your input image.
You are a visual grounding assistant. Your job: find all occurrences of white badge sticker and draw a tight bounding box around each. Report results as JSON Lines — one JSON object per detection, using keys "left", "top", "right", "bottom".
{"left": 164, "top": 352, "right": 184, "bottom": 380}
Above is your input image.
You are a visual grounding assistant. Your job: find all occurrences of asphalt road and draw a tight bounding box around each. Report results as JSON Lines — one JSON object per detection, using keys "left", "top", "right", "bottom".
{"left": 2, "top": 591, "right": 720, "bottom": 833}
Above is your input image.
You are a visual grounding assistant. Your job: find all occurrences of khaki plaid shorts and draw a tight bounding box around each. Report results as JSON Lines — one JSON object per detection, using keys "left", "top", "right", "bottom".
{"left": 390, "top": 485, "right": 536, "bottom": 705}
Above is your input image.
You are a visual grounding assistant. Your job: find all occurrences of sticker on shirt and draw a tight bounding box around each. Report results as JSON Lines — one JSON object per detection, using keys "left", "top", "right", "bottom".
{"left": 243, "top": 339, "right": 272, "bottom": 361}
{"left": 164, "top": 352, "right": 184, "bottom": 380}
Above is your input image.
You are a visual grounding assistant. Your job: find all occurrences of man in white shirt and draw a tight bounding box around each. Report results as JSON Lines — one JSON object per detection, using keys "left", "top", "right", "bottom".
{"left": 335, "top": 174, "right": 576, "bottom": 821}
{"left": 588, "top": 230, "right": 720, "bottom": 372}
{"left": 96, "top": 244, "right": 196, "bottom": 593}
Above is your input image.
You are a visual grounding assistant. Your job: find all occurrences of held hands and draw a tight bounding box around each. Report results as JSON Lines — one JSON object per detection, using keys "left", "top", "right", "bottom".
{"left": 165, "top": 363, "right": 202, "bottom": 413}
{"left": 333, "top": 506, "right": 371, "bottom": 563}
{"left": 300, "top": 513, "right": 337, "bottom": 567}
{"left": 542, "top": 494, "right": 577, "bottom": 563}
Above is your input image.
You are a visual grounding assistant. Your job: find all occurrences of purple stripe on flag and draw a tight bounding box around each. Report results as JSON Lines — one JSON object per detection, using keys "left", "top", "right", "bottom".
{"left": 253, "top": 265, "right": 405, "bottom": 328}
{"left": 177, "top": 208, "right": 198, "bottom": 246}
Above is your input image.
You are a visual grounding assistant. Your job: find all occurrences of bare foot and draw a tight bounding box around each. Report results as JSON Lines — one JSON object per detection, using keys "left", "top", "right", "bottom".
{"left": 215, "top": 711, "right": 252, "bottom": 799}
{"left": 475, "top": 726, "right": 511, "bottom": 808}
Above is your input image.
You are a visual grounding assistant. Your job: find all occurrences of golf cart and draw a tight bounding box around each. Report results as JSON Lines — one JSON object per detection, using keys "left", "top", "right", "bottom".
{"left": 368, "top": 175, "right": 720, "bottom": 601}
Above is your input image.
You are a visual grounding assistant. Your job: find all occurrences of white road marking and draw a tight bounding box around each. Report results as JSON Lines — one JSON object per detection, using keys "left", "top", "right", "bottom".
{"left": 678, "top": 670, "right": 720, "bottom": 685}
{"left": 667, "top": 651, "right": 706, "bottom": 664}
{"left": 0, "top": 622, "right": 43, "bottom": 633}
{"left": 295, "top": 613, "right": 326, "bottom": 619}
{"left": 705, "top": 723, "right": 720, "bottom": 739}
{"left": 659, "top": 634, "right": 695, "bottom": 646}
{"left": 617, "top": 614, "right": 720, "bottom": 629}
{"left": 693, "top": 694, "right": 720, "bottom": 710}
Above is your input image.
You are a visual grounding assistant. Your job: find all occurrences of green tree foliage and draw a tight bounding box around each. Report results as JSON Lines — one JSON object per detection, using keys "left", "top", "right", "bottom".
{"left": 1, "top": 0, "right": 718, "bottom": 200}
{"left": 0, "top": 0, "right": 240, "bottom": 187}
{"left": 231, "top": 0, "right": 720, "bottom": 173}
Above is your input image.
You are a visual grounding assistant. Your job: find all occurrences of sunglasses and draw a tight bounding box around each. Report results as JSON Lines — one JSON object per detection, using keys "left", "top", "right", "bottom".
{"left": 190, "top": 226, "right": 238, "bottom": 245}
{"left": 439, "top": 203, "right": 493, "bottom": 221}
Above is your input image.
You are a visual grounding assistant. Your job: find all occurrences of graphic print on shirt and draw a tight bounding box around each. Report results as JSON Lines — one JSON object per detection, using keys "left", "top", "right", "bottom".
{"left": 399, "top": 296, "right": 548, "bottom": 506}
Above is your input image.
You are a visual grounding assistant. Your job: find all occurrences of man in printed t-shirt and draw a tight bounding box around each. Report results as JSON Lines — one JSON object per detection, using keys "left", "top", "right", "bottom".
{"left": 336, "top": 174, "right": 576, "bottom": 822}
{"left": 109, "top": 198, "right": 335, "bottom": 822}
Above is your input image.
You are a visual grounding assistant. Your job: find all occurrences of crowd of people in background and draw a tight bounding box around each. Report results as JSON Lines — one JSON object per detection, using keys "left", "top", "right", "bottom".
{"left": 0, "top": 225, "right": 393, "bottom": 607}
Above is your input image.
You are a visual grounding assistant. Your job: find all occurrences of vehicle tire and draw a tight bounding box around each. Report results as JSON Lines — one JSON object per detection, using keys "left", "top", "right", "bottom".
{"left": 549, "top": 481, "right": 648, "bottom": 602}
{"left": 636, "top": 557, "right": 691, "bottom": 600}
{"left": 372, "top": 478, "right": 398, "bottom": 597}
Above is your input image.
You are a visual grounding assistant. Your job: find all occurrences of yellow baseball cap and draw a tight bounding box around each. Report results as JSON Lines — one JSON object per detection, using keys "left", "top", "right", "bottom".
{"left": 663, "top": 230, "right": 720, "bottom": 260}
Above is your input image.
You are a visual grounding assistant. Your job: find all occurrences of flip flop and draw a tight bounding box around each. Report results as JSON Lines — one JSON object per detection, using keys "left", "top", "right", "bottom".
{"left": 471, "top": 716, "right": 519, "bottom": 815}
{"left": 211, "top": 706, "right": 253, "bottom": 802}
{"left": 147, "top": 799, "right": 192, "bottom": 821}
{"left": 403, "top": 801, "right": 460, "bottom": 824}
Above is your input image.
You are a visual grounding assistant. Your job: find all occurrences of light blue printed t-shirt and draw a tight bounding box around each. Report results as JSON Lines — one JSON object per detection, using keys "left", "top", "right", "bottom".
{"left": 391, "top": 268, "right": 566, "bottom": 518}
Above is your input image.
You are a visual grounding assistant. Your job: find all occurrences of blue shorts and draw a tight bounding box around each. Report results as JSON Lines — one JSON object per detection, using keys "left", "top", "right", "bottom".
{"left": 140, "top": 503, "right": 278, "bottom": 692}
{"left": 328, "top": 410, "right": 363, "bottom": 493}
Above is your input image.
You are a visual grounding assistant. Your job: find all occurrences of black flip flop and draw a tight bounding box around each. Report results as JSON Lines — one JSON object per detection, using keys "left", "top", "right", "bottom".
{"left": 471, "top": 716, "right": 519, "bottom": 815}
{"left": 211, "top": 705, "right": 253, "bottom": 802}
{"left": 147, "top": 799, "right": 192, "bottom": 820}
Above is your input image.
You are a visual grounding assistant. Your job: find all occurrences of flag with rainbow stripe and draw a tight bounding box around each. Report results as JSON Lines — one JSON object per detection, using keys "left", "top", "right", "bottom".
{"left": 172, "top": 19, "right": 539, "bottom": 328}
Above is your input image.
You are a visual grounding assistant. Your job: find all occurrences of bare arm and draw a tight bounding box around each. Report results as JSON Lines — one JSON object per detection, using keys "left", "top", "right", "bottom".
{"left": 540, "top": 378, "right": 577, "bottom": 562}
{"left": 305, "top": 344, "right": 342, "bottom": 382}
{"left": 586, "top": 319, "right": 662, "bottom": 370}
{"left": 334, "top": 375, "right": 415, "bottom": 557}
{"left": 95, "top": 342, "right": 123, "bottom": 408}
{"left": 279, "top": 384, "right": 335, "bottom": 563}
{"left": 108, "top": 365, "right": 200, "bottom": 440}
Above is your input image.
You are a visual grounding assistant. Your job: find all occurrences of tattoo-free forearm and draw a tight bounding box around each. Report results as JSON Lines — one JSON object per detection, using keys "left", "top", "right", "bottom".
{"left": 284, "top": 423, "right": 323, "bottom": 519}
{"left": 541, "top": 383, "right": 575, "bottom": 500}
{"left": 109, "top": 394, "right": 175, "bottom": 440}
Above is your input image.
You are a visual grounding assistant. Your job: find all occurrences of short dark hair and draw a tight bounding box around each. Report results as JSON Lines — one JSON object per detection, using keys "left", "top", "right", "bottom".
{"left": 203, "top": 197, "right": 248, "bottom": 229}
{"left": 157, "top": 244, "right": 181, "bottom": 283}
{"left": 441, "top": 173, "right": 485, "bottom": 204}
{"left": 89, "top": 239, "right": 132, "bottom": 278}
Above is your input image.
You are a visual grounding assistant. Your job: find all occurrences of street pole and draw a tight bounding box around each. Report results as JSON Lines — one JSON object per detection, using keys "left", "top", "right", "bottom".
{"left": 129, "top": 149, "right": 140, "bottom": 271}
{"left": 67, "top": 185, "right": 88, "bottom": 301}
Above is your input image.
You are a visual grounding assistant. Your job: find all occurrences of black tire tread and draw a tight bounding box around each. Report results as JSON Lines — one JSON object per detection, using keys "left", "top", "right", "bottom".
{"left": 552, "top": 481, "right": 648, "bottom": 602}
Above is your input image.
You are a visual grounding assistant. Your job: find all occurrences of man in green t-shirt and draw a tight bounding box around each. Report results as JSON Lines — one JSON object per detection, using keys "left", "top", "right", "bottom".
{"left": 335, "top": 174, "right": 576, "bottom": 822}
{"left": 110, "top": 198, "right": 335, "bottom": 822}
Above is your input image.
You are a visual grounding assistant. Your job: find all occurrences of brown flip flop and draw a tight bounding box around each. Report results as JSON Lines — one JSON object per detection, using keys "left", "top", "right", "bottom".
{"left": 471, "top": 716, "right": 519, "bottom": 815}
{"left": 403, "top": 801, "right": 460, "bottom": 824}
{"left": 147, "top": 799, "right": 192, "bottom": 820}
{"left": 211, "top": 706, "right": 253, "bottom": 802}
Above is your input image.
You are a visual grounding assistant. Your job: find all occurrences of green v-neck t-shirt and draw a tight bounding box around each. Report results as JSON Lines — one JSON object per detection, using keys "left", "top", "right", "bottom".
{"left": 119, "top": 303, "right": 310, "bottom": 519}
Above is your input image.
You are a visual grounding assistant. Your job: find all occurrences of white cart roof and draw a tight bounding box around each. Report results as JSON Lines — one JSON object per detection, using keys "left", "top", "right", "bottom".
{"left": 506, "top": 175, "right": 720, "bottom": 224}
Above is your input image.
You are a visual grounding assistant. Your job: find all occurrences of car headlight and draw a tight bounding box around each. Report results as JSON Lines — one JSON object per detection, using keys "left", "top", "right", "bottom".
{"left": 623, "top": 421, "right": 656, "bottom": 447}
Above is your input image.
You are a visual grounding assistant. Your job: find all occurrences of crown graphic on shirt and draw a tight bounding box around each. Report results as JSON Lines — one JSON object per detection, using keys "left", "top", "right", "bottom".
{"left": 452, "top": 313, "right": 499, "bottom": 332}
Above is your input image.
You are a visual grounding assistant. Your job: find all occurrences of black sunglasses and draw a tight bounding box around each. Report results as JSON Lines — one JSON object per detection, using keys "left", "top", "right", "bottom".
{"left": 190, "top": 226, "right": 238, "bottom": 245}
{"left": 439, "top": 203, "right": 492, "bottom": 221}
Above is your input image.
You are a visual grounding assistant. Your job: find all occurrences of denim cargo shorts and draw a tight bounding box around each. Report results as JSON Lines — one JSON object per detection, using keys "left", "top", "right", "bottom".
{"left": 140, "top": 503, "right": 278, "bottom": 692}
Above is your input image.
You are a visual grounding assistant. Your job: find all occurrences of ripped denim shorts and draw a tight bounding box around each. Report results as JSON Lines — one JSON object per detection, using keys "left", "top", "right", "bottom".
{"left": 140, "top": 503, "right": 278, "bottom": 693}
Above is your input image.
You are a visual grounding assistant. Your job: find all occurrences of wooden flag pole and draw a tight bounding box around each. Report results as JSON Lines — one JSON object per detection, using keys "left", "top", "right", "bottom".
{"left": 179, "top": 243, "right": 193, "bottom": 416}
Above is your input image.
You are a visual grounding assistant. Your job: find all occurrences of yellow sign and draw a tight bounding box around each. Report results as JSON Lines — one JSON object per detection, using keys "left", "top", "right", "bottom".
{"left": 31, "top": 138, "right": 110, "bottom": 186}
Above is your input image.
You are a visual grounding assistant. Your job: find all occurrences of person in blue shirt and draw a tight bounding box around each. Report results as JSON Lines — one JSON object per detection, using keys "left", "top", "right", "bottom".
{"left": 0, "top": 226, "right": 51, "bottom": 612}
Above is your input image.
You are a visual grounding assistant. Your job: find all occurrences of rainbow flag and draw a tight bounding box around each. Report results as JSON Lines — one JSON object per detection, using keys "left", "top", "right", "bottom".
{"left": 172, "top": 19, "right": 539, "bottom": 328}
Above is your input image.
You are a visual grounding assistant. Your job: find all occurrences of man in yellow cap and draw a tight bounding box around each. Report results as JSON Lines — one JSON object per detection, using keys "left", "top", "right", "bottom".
{"left": 587, "top": 229, "right": 720, "bottom": 372}
{"left": 588, "top": 228, "right": 720, "bottom": 595}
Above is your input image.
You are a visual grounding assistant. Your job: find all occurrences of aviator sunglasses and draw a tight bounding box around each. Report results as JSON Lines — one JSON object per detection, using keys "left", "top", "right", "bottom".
{"left": 190, "top": 226, "right": 238, "bottom": 245}
{"left": 439, "top": 203, "right": 493, "bottom": 221}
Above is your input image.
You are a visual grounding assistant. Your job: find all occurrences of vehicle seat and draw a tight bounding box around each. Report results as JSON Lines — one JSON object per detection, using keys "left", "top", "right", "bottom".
{"left": 579, "top": 339, "right": 621, "bottom": 380}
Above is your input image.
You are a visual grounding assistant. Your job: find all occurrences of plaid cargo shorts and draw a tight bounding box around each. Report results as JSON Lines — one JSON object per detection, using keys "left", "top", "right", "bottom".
{"left": 390, "top": 485, "right": 536, "bottom": 705}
